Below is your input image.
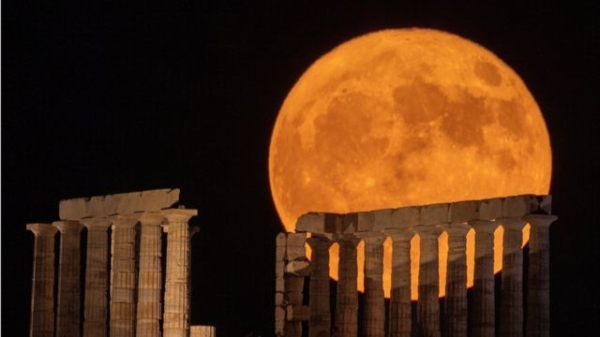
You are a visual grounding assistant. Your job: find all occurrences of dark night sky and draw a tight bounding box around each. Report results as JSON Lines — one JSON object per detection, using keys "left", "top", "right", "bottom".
{"left": 2, "top": 1, "right": 599, "bottom": 336}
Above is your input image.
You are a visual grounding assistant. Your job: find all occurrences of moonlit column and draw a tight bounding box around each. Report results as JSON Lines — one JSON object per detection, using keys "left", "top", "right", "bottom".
{"left": 81, "top": 218, "right": 112, "bottom": 337}
{"left": 136, "top": 212, "right": 165, "bottom": 337}
{"left": 386, "top": 229, "right": 415, "bottom": 337}
{"left": 469, "top": 220, "right": 498, "bottom": 337}
{"left": 358, "top": 232, "right": 386, "bottom": 337}
{"left": 334, "top": 234, "right": 361, "bottom": 337}
{"left": 523, "top": 214, "right": 557, "bottom": 337}
{"left": 54, "top": 220, "right": 84, "bottom": 337}
{"left": 27, "top": 223, "right": 58, "bottom": 337}
{"left": 444, "top": 223, "right": 471, "bottom": 337}
{"left": 162, "top": 208, "right": 198, "bottom": 337}
{"left": 414, "top": 226, "right": 443, "bottom": 337}
{"left": 307, "top": 235, "right": 332, "bottom": 337}
{"left": 498, "top": 217, "right": 527, "bottom": 337}
{"left": 110, "top": 214, "right": 139, "bottom": 337}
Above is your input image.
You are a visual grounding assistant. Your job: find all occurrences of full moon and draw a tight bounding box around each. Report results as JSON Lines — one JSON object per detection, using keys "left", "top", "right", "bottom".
{"left": 268, "top": 28, "right": 552, "bottom": 299}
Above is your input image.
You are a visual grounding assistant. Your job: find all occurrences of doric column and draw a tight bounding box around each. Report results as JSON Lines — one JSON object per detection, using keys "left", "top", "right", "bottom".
{"left": 523, "top": 214, "right": 557, "bottom": 337}
{"left": 357, "top": 232, "right": 386, "bottom": 337}
{"left": 27, "top": 223, "right": 58, "bottom": 337}
{"left": 334, "top": 234, "right": 361, "bottom": 337}
{"left": 444, "top": 223, "right": 471, "bottom": 337}
{"left": 386, "top": 229, "right": 415, "bottom": 337}
{"left": 81, "top": 217, "right": 112, "bottom": 337}
{"left": 54, "top": 220, "right": 84, "bottom": 337}
{"left": 414, "top": 226, "right": 443, "bottom": 337}
{"left": 110, "top": 214, "right": 140, "bottom": 337}
{"left": 136, "top": 212, "right": 165, "bottom": 337}
{"left": 306, "top": 235, "right": 332, "bottom": 337}
{"left": 498, "top": 218, "right": 527, "bottom": 337}
{"left": 162, "top": 208, "right": 198, "bottom": 337}
{"left": 469, "top": 220, "right": 499, "bottom": 337}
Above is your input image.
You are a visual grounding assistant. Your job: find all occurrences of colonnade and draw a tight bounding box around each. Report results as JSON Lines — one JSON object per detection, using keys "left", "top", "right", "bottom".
{"left": 27, "top": 189, "right": 203, "bottom": 337}
{"left": 275, "top": 194, "right": 557, "bottom": 337}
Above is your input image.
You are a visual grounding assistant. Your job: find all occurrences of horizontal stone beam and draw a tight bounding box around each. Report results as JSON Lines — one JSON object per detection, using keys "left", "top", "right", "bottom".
{"left": 59, "top": 188, "right": 180, "bottom": 220}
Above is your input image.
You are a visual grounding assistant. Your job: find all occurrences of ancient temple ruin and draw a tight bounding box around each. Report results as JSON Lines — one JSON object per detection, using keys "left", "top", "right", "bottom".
{"left": 26, "top": 188, "right": 214, "bottom": 337}
{"left": 275, "top": 194, "right": 557, "bottom": 337}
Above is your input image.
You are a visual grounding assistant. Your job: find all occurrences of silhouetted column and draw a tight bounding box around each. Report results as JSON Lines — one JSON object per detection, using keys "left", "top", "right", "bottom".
{"left": 162, "top": 208, "right": 198, "bottom": 337}
{"left": 54, "top": 220, "right": 84, "bottom": 337}
{"left": 334, "top": 234, "right": 361, "bottom": 337}
{"left": 444, "top": 223, "right": 471, "bottom": 337}
{"left": 136, "top": 212, "right": 165, "bottom": 337}
{"left": 498, "top": 218, "right": 527, "bottom": 337}
{"left": 307, "top": 235, "right": 332, "bottom": 337}
{"left": 386, "top": 229, "right": 415, "bottom": 337}
{"left": 81, "top": 218, "right": 112, "bottom": 337}
{"left": 414, "top": 226, "right": 443, "bottom": 337}
{"left": 469, "top": 220, "right": 498, "bottom": 337}
{"left": 110, "top": 214, "right": 140, "bottom": 337}
{"left": 358, "top": 232, "right": 386, "bottom": 337}
{"left": 523, "top": 214, "right": 557, "bottom": 337}
{"left": 27, "top": 223, "right": 58, "bottom": 337}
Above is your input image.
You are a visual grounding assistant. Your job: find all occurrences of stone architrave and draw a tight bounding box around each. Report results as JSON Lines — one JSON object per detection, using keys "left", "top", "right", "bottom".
{"left": 498, "top": 217, "right": 527, "bottom": 337}
{"left": 27, "top": 223, "right": 58, "bottom": 337}
{"left": 54, "top": 220, "right": 84, "bottom": 337}
{"left": 357, "top": 232, "right": 386, "bottom": 337}
{"left": 386, "top": 229, "right": 415, "bottom": 337}
{"left": 136, "top": 212, "right": 166, "bottom": 337}
{"left": 414, "top": 226, "right": 443, "bottom": 337}
{"left": 162, "top": 208, "right": 198, "bottom": 337}
{"left": 469, "top": 220, "right": 499, "bottom": 337}
{"left": 80, "top": 217, "right": 112, "bottom": 337}
{"left": 523, "top": 214, "right": 557, "bottom": 337}
{"left": 334, "top": 234, "right": 361, "bottom": 337}
{"left": 444, "top": 222, "right": 471, "bottom": 337}
{"left": 110, "top": 214, "right": 140, "bottom": 337}
{"left": 306, "top": 235, "right": 333, "bottom": 337}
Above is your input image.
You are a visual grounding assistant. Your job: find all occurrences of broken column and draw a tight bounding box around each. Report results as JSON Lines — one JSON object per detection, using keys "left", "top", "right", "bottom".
{"left": 307, "top": 234, "right": 332, "bottom": 337}
{"left": 334, "top": 233, "right": 361, "bottom": 337}
{"left": 27, "top": 223, "right": 58, "bottom": 337}
{"left": 54, "top": 220, "right": 84, "bottom": 337}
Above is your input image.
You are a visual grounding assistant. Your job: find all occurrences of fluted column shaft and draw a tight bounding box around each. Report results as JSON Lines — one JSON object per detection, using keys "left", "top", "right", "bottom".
{"left": 307, "top": 235, "right": 332, "bottom": 337}
{"left": 469, "top": 220, "right": 499, "bottom": 337}
{"left": 359, "top": 233, "right": 386, "bottom": 337}
{"left": 523, "top": 214, "right": 557, "bottom": 337}
{"left": 163, "top": 208, "right": 198, "bottom": 337}
{"left": 444, "top": 223, "right": 471, "bottom": 337}
{"left": 110, "top": 214, "right": 139, "bottom": 337}
{"left": 334, "top": 235, "right": 361, "bottom": 337}
{"left": 386, "top": 229, "right": 415, "bottom": 337}
{"left": 27, "top": 223, "right": 58, "bottom": 337}
{"left": 54, "top": 220, "right": 84, "bottom": 337}
{"left": 81, "top": 218, "right": 112, "bottom": 337}
{"left": 414, "top": 226, "right": 443, "bottom": 337}
{"left": 136, "top": 213, "right": 165, "bottom": 337}
{"left": 498, "top": 218, "right": 527, "bottom": 337}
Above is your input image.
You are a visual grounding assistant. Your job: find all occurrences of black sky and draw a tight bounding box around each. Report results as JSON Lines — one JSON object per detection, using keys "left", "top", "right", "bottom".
{"left": 2, "top": 1, "right": 599, "bottom": 336}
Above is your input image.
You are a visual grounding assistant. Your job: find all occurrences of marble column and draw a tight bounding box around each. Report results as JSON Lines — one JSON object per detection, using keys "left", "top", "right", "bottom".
{"left": 469, "top": 220, "right": 499, "bottom": 337}
{"left": 110, "top": 214, "right": 140, "bottom": 337}
{"left": 523, "top": 214, "right": 557, "bottom": 337}
{"left": 307, "top": 235, "right": 332, "bottom": 337}
{"left": 54, "top": 220, "right": 84, "bottom": 337}
{"left": 414, "top": 226, "right": 443, "bottom": 337}
{"left": 358, "top": 232, "right": 386, "bottom": 337}
{"left": 334, "top": 234, "right": 361, "bottom": 337}
{"left": 444, "top": 223, "right": 471, "bottom": 337}
{"left": 498, "top": 218, "right": 527, "bottom": 337}
{"left": 386, "top": 229, "right": 415, "bottom": 337}
{"left": 27, "top": 223, "right": 58, "bottom": 337}
{"left": 162, "top": 208, "right": 198, "bottom": 337}
{"left": 136, "top": 212, "right": 165, "bottom": 337}
{"left": 81, "top": 218, "right": 112, "bottom": 337}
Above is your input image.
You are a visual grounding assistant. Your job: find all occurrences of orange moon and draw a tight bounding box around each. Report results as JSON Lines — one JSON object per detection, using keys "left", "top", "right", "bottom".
{"left": 268, "top": 28, "right": 552, "bottom": 299}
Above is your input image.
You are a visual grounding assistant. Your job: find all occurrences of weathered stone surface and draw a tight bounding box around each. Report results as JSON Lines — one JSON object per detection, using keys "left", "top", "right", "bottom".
{"left": 358, "top": 209, "right": 392, "bottom": 232}
{"left": 450, "top": 200, "right": 479, "bottom": 222}
{"left": 286, "top": 305, "right": 310, "bottom": 322}
{"left": 390, "top": 206, "right": 419, "bottom": 228}
{"left": 285, "top": 260, "right": 311, "bottom": 277}
{"left": 343, "top": 213, "right": 358, "bottom": 233}
{"left": 479, "top": 197, "right": 503, "bottom": 220}
{"left": 295, "top": 212, "right": 325, "bottom": 233}
{"left": 190, "top": 325, "right": 216, "bottom": 337}
{"left": 503, "top": 195, "right": 531, "bottom": 218}
{"left": 420, "top": 203, "right": 450, "bottom": 226}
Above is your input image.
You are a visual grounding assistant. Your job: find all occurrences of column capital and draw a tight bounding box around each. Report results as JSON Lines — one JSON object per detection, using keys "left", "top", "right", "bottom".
{"left": 162, "top": 207, "right": 198, "bottom": 223}
{"left": 138, "top": 211, "right": 166, "bottom": 226}
{"left": 441, "top": 222, "right": 472, "bottom": 237}
{"left": 26, "top": 223, "right": 58, "bottom": 236}
{"left": 413, "top": 225, "right": 444, "bottom": 239}
{"left": 496, "top": 217, "right": 527, "bottom": 231}
{"left": 80, "top": 217, "right": 112, "bottom": 231}
{"left": 355, "top": 231, "right": 387, "bottom": 244}
{"left": 333, "top": 233, "right": 361, "bottom": 246}
{"left": 307, "top": 234, "right": 333, "bottom": 248}
{"left": 109, "top": 213, "right": 140, "bottom": 226}
{"left": 53, "top": 220, "right": 84, "bottom": 234}
{"left": 468, "top": 219, "right": 498, "bottom": 233}
{"left": 522, "top": 214, "right": 558, "bottom": 228}
{"left": 384, "top": 228, "right": 415, "bottom": 241}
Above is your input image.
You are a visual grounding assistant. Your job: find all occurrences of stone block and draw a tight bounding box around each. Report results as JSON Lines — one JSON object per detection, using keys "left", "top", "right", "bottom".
{"left": 390, "top": 206, "right": 419, "bottom": 228}
{"left": 286, "top": 245, "right": 307, "bottom": 261}
{"left": 342, "top": 213, "right": 358, "bottom": 233}
{"left": 539, "top": 195, "right": 552, "bottom": 214}
{"left": 286, "top": 305, "right": 310, "bottom": 321}
{"left": 503, "top": 195, "right": 530, "bottom": 217}
{"left": 358, "top": 209, "right": 392, "bottom": 231}
{"left": 295, "top": 213, "right": 325, "bottom": 233}
{"left": 450, "top": 200, "right": 479, "bottom": 222}
{"left": 59, "top": 198, "right": 88, "bottom": 220}
{"left": 276, "top": 233, "right": 287, "bottom": 246}
{"left": 286, "top": 233, "right": 306, "bottom": 247}
{"left": 479, "top": 197, "right": 503, "bottom": 220}
{"left": 275, "top": 292, "right": 285, "bottom": 306}
{"left": 285, "top": 260, "right": 310, "bottom": 277}
{"left": 420, "top": 203, "right": 449, "bottom": 225}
